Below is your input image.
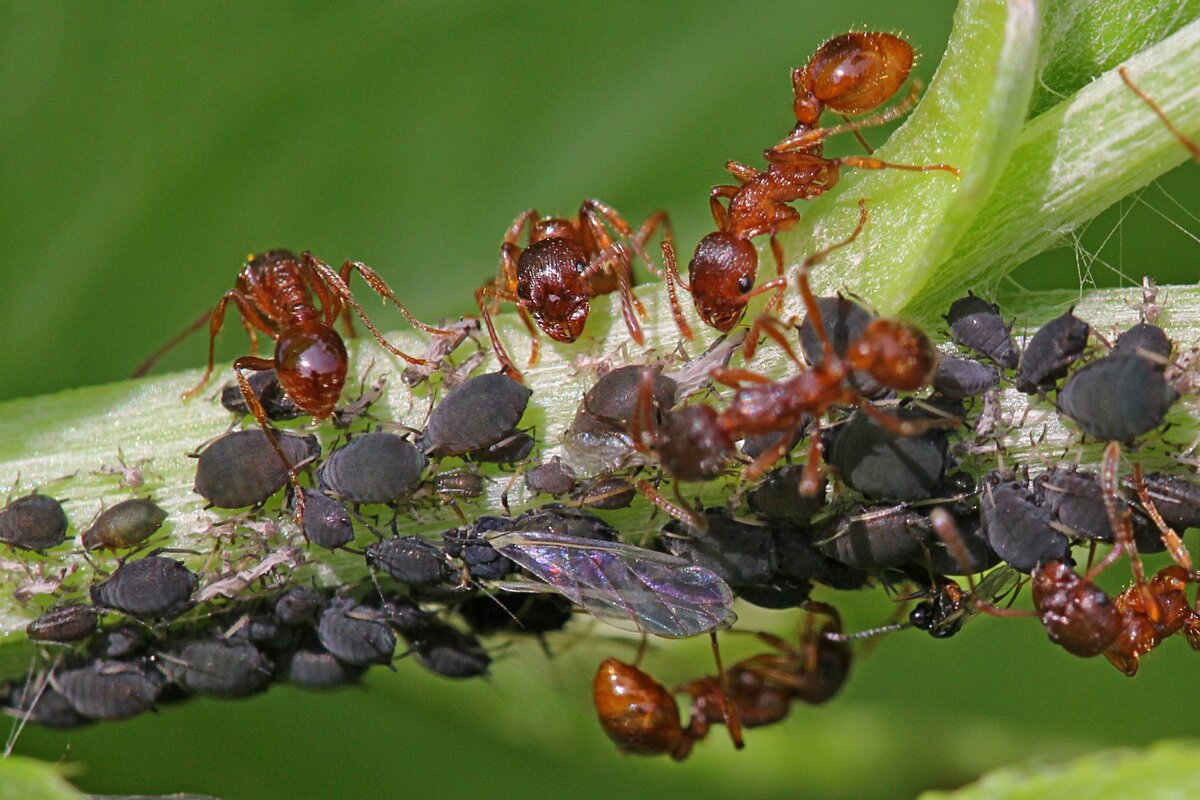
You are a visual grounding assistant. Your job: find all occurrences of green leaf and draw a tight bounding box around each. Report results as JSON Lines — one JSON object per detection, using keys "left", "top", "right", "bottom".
{"left": 0, "top": 756, "right": 83, "bottom": 800}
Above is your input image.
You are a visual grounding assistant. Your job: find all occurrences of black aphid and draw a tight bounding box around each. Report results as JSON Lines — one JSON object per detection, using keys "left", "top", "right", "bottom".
{"left": 221, "top": 369, "right": 303, "bottom": 420}
{"left": 81, "top": 498, "right": 168, "bottom": 551}
{"left": 829, "top": 410, "right": 950, "bottom": 502}
{"left": 4, "top": 677, "right": 88, "bottom": 729}
{"left": 1057, "top": 354, "right": 1178, "bottom": 441}
{"left": 26, "top": 604, "right": 98, "bottom": 643}
{"left": 511, "top": 505, "right": 619, "bottom": 542}
{"left": 571, "top": 477, "right": 636, "bottom": 510}
{"left": 366, "top": 536, "right": 451, "bottom": 586}
{"left": 225, "top": 611, "right": 299, "bottom": 653}
{"left": 922, "top": 509, "right": 998, "bottom": 576}
{"left": 193, "top": 429, "right": 320, "bottom": 509}
{"left": 318, "top": 432, "right": 427, "bottom": 505}
{"left": 457, "top": 593, "right": 574, "bottom": 636}
{"left": 316, "top": 597, "right": 397, "bottom": 667}
{"left": 89, "top": 556, "right": 198, "bottom": 620}
{"left": 164, "top": 638, "right": 273, "bottom": 698}
{"left": 931, "top": 357, "right": 1000, "bottom": 400}
{"left": 55, "top": 659, "right": 163, "bottom": 720}
{"left": 983, "top": 477, "right": 1070, "bottom": 573}
{"left": 747, "top": 466, "right": 827, "bottom": 527}
{"left": 1111, "top": 322, "right": 1172, "bottom": 366}
{"left": 662, "top": 509, "right": 776, "bottom": 588}
{"left": 467, "top": 431, "right": 535, "bottom": 464}
{"left": 281, "top": 643, "right": 367, "bottom": 689}
{"left": 799, "top": 294, "right": 887, "bottom": 396}
{"left": 1034, "top": 468, "right": 1163, "bottom": 553}
{"left": 90, "top": 624, "right": 147, "bottom": 659}
{"left": 420, "top": 372, "right": 532, "bottom": 457}
{"left": 740, "top": 426, "right": 805, "bottom": 460}
{"left": 943, "top": 293, "right": 1019, "bottom": 369}
{"left": 275, "top": 586, "right": 323, "bottom": 626}
{"left": 408, "top": 625, "right": 491, "bottom": 679}
{"left": 818, "top": 506, "right": 931, "bottom": 571}
{"left": 441, "top": 518, "right": 516, "bottom": 581}
{"left": 581, "top": 365, "right": 678, "bottom": 429}
{"left": 524, "top": 458, "right": 578, "bottom": 497}
{"left": 1130, "top": 473, "right": 1200, "bottom": 531}
{"left": 1016, "top": 308, "right": 1090, "bottom": 393}
{"left": 292, "top": 489, "right": 354, "bottom": 550}
{"left": 0, "top": 493, "right": 68, "bottom": 552}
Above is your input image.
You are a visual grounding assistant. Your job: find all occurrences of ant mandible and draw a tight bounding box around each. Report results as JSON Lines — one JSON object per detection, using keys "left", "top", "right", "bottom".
{"left": 475, "top": 200, "right": 670, "bottom": 381}
{"left": 661, "top": 32, "right": 960, "bottom": 338}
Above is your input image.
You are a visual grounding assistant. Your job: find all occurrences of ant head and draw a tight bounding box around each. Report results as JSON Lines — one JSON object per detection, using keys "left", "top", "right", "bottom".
{"left": 689, "top": 232, "right": 759, "bottom": 332}
{"left": 518, "top": 239, "right": 591, "bottom": 342}
{"left": 797, "top": 33, "right": 913, "bottom": 120}
{"left": 245, "top": 249, "right": 299, "bottom": 277}
{"left": 845, "top": 318, "right": 937, "bottom": 392}
{"left": 274, "top": 323, "right": 348, "bottom": 420}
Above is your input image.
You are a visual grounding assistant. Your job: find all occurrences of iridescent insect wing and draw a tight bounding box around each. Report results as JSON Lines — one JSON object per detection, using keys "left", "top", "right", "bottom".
{"left": 488, "top": 531, "right": 736, "bottom": 638}
{"left": 939, "top": 564, "right": 1022, "bottom": 634}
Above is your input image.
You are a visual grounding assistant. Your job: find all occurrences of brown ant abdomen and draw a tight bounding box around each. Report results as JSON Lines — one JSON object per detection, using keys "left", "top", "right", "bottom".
{"left": 1030, "top": 560, "right": 1121, "bottom": 658}
{"left": 794, "top": 33, "right": 915, "bottom": 126}
{"left": 273, "top": 322, "right": 349, "bottom": 419}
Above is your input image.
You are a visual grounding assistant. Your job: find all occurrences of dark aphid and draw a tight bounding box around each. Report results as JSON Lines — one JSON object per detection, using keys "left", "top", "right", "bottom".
{"left": 582, "top": 365, "right": 679, "bottom": 429}
{"left": 931, "top": 357, "right": 1000, "bottom": 400}
{"left": 922, "top": 509, "right": 998, "bottom": 576}
{"left": 441, "top": 517, "right": 516, "bottom": 581}
{"left": 90, "top": 624, "right": 147, "bottom": 659}
{"left": 737, "top": 578, "right": 814, "bottom": 610}
{"left": 943, "top": 293, "right": 1019, "bottom": 369}
{"left": 275, "top": 586, "right": 323, "bottom": 626}
{"left": 0, "top": 493, "right": 68, "bottom": 552}
{"left": 55, "top": 659, "right": 164, "bottom": 721}
{"left": 1112, "top": 321, "right": 1172, "bottom": 366}
{"left": 1016, "top": 308, "right": 1090, "bottom": 394}
{"left": 1035, "top": 468, "right": 1164, "bottom": 553}
{"left": 221, "top": 368, "right": 304, "bottom": 421}
{"left": 317, "top": 597, "right": 397, "bottom": 667}
{"left": 318, "top": 432, "right": 427, "bottom": 505}
{"left": 281, "top": 642, "right": 368, "bottom": 689}
{"left": 983, "top": 477, "right": 1070, "bottom": 573}
{"left": 819, "top": 506, "right": 931, "bottom": 570}
{"left": 292, "top": 489, "right": 354, "bottom": 550}
{"left": 572, "top": 477, "right": 636, "bottom": 510}
{"left": 420, "top": 372, "right": 532, "bottom": 457}
{"left": 1057, "top": 354, "right": 1178, "bottom": 441}
{"left": 81, "top": 498, "right": 168, "bottom": 551}
{"left": 662, "top": 509, "right": 776, "bottom": 588}
{"left": 365, "top": 536, "right": 451, "bottom": 587}
{"left": 26, "top": 604, "right": 98, "bottom": 643}
{"left": 524, "top": 457, "right": 579, "bottom": 497}
{"left": 740, "top": 426, "right": 806, "bottom": 460}
{"left": 193, "top": 429, "right": 320, "bottom": 509}
{"left": 225, "top": 611, "right": 300, "bottom": 653}
{"left": 5, "top": 676, "right": 88, "bottom": 729}
{"left": 828, "top": 409, "right": 950, "bottom": 502}
{"left": 163, "top": 638, "right": 273, "bottom": 698}
{"left": 431, "top": 468, "right": 486, "bottom": 501}
{"left": 89, "top": 556, "right": 198, "bottom": 620}
{"left": 747, "top": 466, "right": 827, "bottom": 527}
{"left": 1130, "top": 473, "right": 1200, "bottom": 531}
{"left": 512, "top": 505, "right": 619, "bottom": 542}
{"left": 771, "top": 526, "right": 830, "bottom": 583}
{"left": 799, "top": 294, "right": 886, "bottom": 397}
{"left": 457, "top": 592, "right": 574, "bottom": 636}
{"left": 467, "top": 431, "right": 535, "bottom": 465}
{"left": 399, "top": 618, "right": 491, "bottom": 679}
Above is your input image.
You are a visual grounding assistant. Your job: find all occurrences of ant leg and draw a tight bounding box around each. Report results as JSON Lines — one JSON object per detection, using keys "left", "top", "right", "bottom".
{"left": 766, "top": 235, "right": 787, "bottom": 315}
{"left": 724, "top": 161, "right": 761, "bottom": 183}
{"left": 182, "top": 291, "right": 273, "bottom": 400}
{"left": 798, "top": 418, "right": 825, "bottom": 496}
{"left": 839, "top": 113, "right": 876, "bottom": 155}
{"left": 661, "top": 240, "right": 694, "bottom": 341}
{"left": 232, "top": 356, "right": 307, "bottom": 524}
{"left": 1131, "top": 462, "right": 1192, "bottom": 571}
{"left": 587, "top": 247, "right": 646, "bottom": 346}
{"left": 742, "top": 422, "right": 802, "bottom": 481}
{"left": 708, "top": 186, "right": 738, "bottom": 229}
{"left": 709, "top": 366, "right": 774, "bottom": 388}
{"left": 516, "top": 305, "right": 541, "bottom": 367}
{"left": 708, "top": 632, "right": 744, "bottom": 751}
{"left": 743, "top": 302, "right": 801, "bottom": 362}
{"left": 475, "top": 285, "right": 524, "bottom": 382}
{"left": 332, "top": 258, "right": 455, "bottom": 336}
{"left": 1120, "top": 66, "right": 1200, "bottom": 161}
{"left": 1097, "top": 442, "right": 1155, "bottom": 612}
{"left": 927, "top": 508, "right": 1031, "bottom": 619}
{"left": 630, "top": 368, "right": 660, "bottom": 453}
{"left": 636, "top": 479, "right": 707, "bottom": 530}
{"left": 773, "top": 82, "right": 923, "bottom": 153}
{"left": 132, "top": 306, "right": 214, "bottom": 378}
{"left": 630, "top": 210, "right": 674, "bottom": 278}
{"left": 838, "top": 155, "right": 962, "bottom": 178}
{"left": 794, "top": 200, "right": 870, "bottom": 366}
{"left": 856, "top": 399, "right": 958, "bottom": 437}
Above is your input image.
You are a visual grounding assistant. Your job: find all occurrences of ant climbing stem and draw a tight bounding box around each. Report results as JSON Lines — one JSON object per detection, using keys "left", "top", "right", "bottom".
{"left": 1119, "top": 66, "right": 1200, "bottom": 161}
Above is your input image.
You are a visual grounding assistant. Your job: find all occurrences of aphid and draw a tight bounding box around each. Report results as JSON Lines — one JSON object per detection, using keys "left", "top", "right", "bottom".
{"left": 488, "top": 529, "right": 736, "bottom": 638}
{"left": 1112, "top": 322, "right": 1172, "bottom": 366}
{"left": 365, "top": 536, "right": 451, "bottom": 587}
{"left": 316, "top": 597, "right": 397, "bottom": 667}
{"left": 97, "top": 448, "right": 156, "bottom": 489}
{"left": 162, "top": 638, "right": 273, "bottom": 698}
{"left": 1127, "top": 473, "right": 1200, "bottom": 532}
{"left": 581, "top": 365, "right": 679, "bottom": 430}
{"left": 746, "top": 466, "right": 827, "bottom": 528}
{"left": 475, "top": 201, "right": 667, "bottom": 378}
{"left": 275, "top": 586, "right": 323, "bottom": 626}
{"left": 90, "top": 624, "right": 147, "bottom": 659}
{"left": 26, "top": 604, "right": 99, "bottom": 643}
{"left": 441, "top": 518, "right": 516, "bottom": 582}
{"left": 467, "top": 431, "right": 535, "bottom": 465}
{"left": 1120, "top": 66, "right": 1200, "bottom": 161}
{"left": 220, "top": 369, "right": 303, "bottom": 421}
{"left": 664, "top": 32, "right": 958, "bottom": 336}
{"left": 4, "top": 674, "right": 87, "bottom": 730}
{"left": 193, "top": 429, "right": 319, "bottom": 509}
{"left": 662, "top": 509, "right": 777, "bottom": 588}
{"left": 983, "top": 476, "right": 1071, "bottom": 573}
{"left": 430, "top": 469, "right": 486, "bottom": 502}
{"left": 457, "top": 593, "right": 574, "bottom": 637}
{"left": 89, "top": 556, "right": 198, "bottom": 620}
{"left": 317, "top": 432, "right": 427, "bottom": 505}
{"left": 1015, "top": 307, "right": 1090, "bottom": 394}
{"left": 0, "top": 493, "right": 68, "bottom": 552}
{"left": 54, "top": 659, "right": 164, "bottom": 721}
{"left": 943, "top": 293, "right": 1019, "bottom": 369}
{"left": 1057, "top": 353, "right": 1178, "bottom": 441}
{"left": 511, "top": 505, "right": 619, "bottom": 543}
{"left": 281, "top": 642, "right": 368, "bottom": 689}
{"left": 828, "top": 409, "right": 951, "bottom": 502}
{"left": 223, "top": 610, "right": 299, "bottom": 653}
{"left": 818, "top": 505, "right": 931, "bottom": 571}
{"left": 80, "top": 498, "right": 168, "bottom": 551}
{"left": 931, "top": 356, "right": 1000, "bottom": 400}
{"left": 419, "top": 372, "right": 532, "bottom": 458}
{"left": 798, "top": 294, "right": 885, "bottom": 397}
{"left": 404, "top": 623, "right": 491, "bottom": 679}
{"left": 291, "top": 489, "right": 355, "bottom": 551}
{"left": 571, "top": 477, "right": 636, "bottom": 510}
{"left": 401, "top": 318, "right": 482, "bottom": 387}
{"left": 524, "top": 458, "right": 578, "bottom": 497}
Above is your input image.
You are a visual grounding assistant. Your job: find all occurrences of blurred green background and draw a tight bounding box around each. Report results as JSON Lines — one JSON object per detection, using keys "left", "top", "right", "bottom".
{"left": 1, "top": 2, "right": 1198, "bottom": 799}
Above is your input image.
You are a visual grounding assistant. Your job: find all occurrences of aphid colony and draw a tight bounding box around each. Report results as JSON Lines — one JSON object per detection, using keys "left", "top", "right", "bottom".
{"left": 3, "top": 34, "right": 1198, "bottom": 763}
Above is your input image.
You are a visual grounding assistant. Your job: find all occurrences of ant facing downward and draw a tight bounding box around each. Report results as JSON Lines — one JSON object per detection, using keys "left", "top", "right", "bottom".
{"left": 475, "top": 199, "right": 670, "bottom": 381}
{"left": 662, "top": 32, "right": 960, "bottom": 338}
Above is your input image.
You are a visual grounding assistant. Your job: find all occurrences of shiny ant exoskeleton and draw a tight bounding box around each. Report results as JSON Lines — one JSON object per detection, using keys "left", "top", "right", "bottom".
{"left": 662, "top": 32, "right": 960, "bottom": 337}
{"left": 475, "top": 200, "right": 670, "bottom": 381}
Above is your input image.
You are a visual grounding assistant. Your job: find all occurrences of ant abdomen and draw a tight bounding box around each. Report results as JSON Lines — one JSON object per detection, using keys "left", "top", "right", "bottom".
{"left": 273, "top": 323, "right": 349, "bottom": 419}
{"left": 793, "top": 33, "right": 915, "bottom": 126}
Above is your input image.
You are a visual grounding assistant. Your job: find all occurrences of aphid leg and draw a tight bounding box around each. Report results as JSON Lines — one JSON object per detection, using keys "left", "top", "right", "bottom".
{"left": 636, "top": 479, "right": 707, "bottom": 530}
{"left": 182, "top": 291, "right": 275, "bottom": 399}
{"left": 928, "top": 508, "right": 1029, "bottom": 619}
{"left": 1120, "top": 66, "right": 1200, "bottom": 161}
{"left": 232, "top": 357, "right": 306, "bottom": 524}
{"left": 794, "top": 199, "right": 870, "bottom": 365}
{"left": 1131, "top": 461, "right": 1193, "bottom": 571}
{"left": 661, "top": 240, "right": 695, "bottom": 341}
{"left": 1098, "top": 442, "right": 1156, "bottom": 616}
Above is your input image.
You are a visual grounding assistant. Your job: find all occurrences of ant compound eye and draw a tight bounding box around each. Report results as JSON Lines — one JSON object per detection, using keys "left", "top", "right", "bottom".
{"left": 737, "top": 277, "right": 754, "bottom": 294}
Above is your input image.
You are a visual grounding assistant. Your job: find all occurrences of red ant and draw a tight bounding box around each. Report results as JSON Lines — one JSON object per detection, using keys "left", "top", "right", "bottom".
{"left": 661, "top": 32, "right": 960, "bottom": 338}
{"left": 136, "top": 249, "right": 451, "bottom": 517}
{"left": 634, "top": 202, "right": 941, "bottom": 522}
{"left": 1120, "top": 66, "right": 1199, "bottom": 162}
{"left": 475, "top": 200, "right": 670, "bottom": 381}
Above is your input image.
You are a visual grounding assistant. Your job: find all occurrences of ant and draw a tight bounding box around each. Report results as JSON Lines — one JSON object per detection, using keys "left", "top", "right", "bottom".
{"left": 661, "top": 32, "right": 960, "bottom": 338}
{"left": 475, "top": 200, "right": 670, "bottom": 381}
{"left": 634, "top": 202, "right": 942, "bottom": 521}
{"left": 1120, "top": 66, "right": 1199, "bottom": 162}
{"left": 136, "top": 249, "right": 452, "bottom": 518}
